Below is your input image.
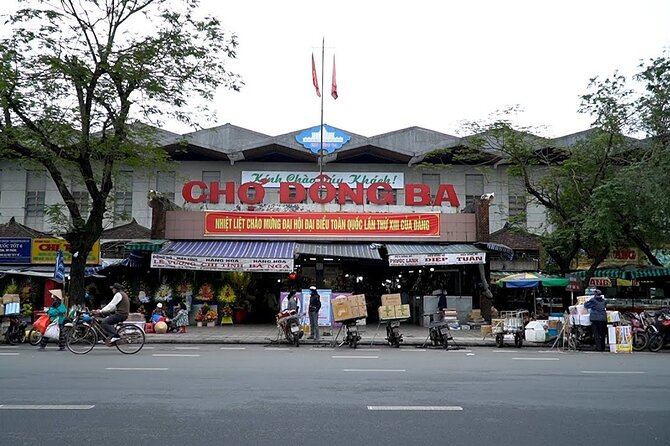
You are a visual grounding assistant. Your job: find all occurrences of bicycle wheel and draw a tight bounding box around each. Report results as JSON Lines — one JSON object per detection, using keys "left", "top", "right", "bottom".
{"left": 115, "top": 325, "right": 145, "bottom": 354}
{"left": 28, "top": 329, "right": 43, "bottom": 346}
{"left": 66, "top": 324, "right": 97, "bottom": 354}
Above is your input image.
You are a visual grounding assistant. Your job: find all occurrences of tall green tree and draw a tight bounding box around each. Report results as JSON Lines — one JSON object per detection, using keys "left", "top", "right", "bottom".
{"left": 0, "top": 0, "right": 243, "bottom": 304}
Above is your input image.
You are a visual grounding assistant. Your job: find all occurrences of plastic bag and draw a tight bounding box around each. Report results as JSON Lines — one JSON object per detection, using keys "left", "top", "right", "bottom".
{"left": 44, "top": 321, "right": 61, "bottom": 340}
{"left": 34, "top": 314, "right": 50, "bottom": 334}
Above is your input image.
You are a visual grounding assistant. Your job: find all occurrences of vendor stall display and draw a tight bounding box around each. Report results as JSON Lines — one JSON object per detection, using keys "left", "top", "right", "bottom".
{"left": 492, "top": 310, "right": 528, "bottom": 348}
{"left": 372, "top": 293, "right": 410, "bottom": 348}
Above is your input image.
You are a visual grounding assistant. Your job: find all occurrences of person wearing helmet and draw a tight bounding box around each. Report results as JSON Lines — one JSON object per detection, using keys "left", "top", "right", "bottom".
{"left": 584, "top": 289, "right": 607, "bottom": 351}
{"left": 97, "top": 283, "right": 130, "bottom": 344}
{"left": 37, "top": 289, "right": 67, "bottom": 351}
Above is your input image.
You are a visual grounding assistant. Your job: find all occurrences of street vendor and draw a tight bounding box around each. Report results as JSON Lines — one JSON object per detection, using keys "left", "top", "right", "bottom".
{"left": 584, "top": 289, "right": 607, "bottom": 351}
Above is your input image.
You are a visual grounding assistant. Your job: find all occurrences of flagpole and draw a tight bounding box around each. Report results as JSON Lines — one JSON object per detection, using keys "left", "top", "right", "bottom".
{"left": 319, "top": 37, "right": 325, "bottom": 176}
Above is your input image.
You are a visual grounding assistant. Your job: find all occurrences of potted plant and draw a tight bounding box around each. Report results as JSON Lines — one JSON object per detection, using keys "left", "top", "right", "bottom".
{"left": 205, "top": 308, "right": 218, "bottom": 327}
{"left": 197, "top": 283, "right": 214, "bottom": 303}
{"left": 195, "top": 303, "right": 209, "bottom": 327}
{"left": 220, "top": 304, "right": 233, "bottom": 325}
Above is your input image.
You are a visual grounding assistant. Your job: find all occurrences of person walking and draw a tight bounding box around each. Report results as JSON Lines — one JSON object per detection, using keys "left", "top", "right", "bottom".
{"left": 585, "top": 289, "right": 607, "bottom": 352}
{"left": 307, "top": 286, "right": 321, "bottom": 341}
{"left": 37, "top": 289, "right": 67, "bottom": 351}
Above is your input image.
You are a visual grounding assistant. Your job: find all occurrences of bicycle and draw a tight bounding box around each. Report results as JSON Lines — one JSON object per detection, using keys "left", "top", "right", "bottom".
{"left": 65, "top": 312, "right": 145, "bottom": 355}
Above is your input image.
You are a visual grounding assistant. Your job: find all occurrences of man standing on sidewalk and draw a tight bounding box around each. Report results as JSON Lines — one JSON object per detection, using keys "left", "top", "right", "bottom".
{"left": 307, "top": 286, "right": 321, "bottom": 341}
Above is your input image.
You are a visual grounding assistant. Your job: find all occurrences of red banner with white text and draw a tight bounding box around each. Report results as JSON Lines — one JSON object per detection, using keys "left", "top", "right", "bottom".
{"left": 204, "top": 212, "right": 440, "bottom": 237}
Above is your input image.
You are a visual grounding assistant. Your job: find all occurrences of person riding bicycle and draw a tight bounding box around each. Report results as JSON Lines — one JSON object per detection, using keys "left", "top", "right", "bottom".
{"left": 97, "top": 282, "right": 130, "bottom": 344}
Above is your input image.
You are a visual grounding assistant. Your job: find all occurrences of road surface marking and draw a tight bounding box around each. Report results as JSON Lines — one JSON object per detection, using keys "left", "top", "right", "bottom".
{"left": 175, "top": 346, "right": 200, "bottom": 350}
{"left": 310, "top": 348, "right": 334, "bottom": 351}
{"left": 491, "top": 350, "right": 517, "bottom": 353}
{"left": 142, "top": 346, "right": 155, "bottom": 349}
{"left": 368, "top": 406, "right": 462, "bottom": 411}
{"left": 265, "top": 347, "right": 291, "bottom": 351}
{"left": 106, "top": 367, "right": 169, "bottom": 371}
{"left": 0, "top": 353, "right": 19, "bottom": 356}
{"left": 220, "top": 347, "right": 246, "bottom": 350}
{"left": 343, "top": 369, "right": 406, "bottom": 372}
{"left": 512, "top": 357, "right": 560, "bottom": 361}
{"left": 466, "top": 353, "right": 475, "bottom": 356}
{"left": 402, "top": 349, "right": 427, "bottom": 352}
{"left": 152, "top": 354, "right": 200, "bottom": 357}
{"left": 0, "top": 405, "right": 95, "bottom": 410}
{"left": 332, "top": 355, "right": 379, "bottom": 359}
{"left": 581, "top": 371, "right": 645, "bottom": 374}
{"left": 366, "top": 348, "right": 381, "bottom": 351}
{"left": 0, "top": 346, "right": 19, "bottom": 349}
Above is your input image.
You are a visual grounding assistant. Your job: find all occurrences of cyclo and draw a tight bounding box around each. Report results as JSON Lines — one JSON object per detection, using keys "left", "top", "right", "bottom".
{"left": 64, "top": 310, "right": 145, "bottom": 354}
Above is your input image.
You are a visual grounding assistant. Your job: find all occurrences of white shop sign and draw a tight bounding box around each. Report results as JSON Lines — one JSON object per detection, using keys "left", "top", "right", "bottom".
{"left": 388, "top": 252, "right": 486, "bottom": 266}
{"left": 150, "top": 253, "right": 293, "bottom": 272}
{"left": 241, "top": 171, "right": 405, "bottom": 189}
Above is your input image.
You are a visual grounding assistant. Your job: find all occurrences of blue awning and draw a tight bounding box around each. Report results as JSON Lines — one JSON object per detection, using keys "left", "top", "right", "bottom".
{"left": 385, "top": 243, "right": 485, "bottom": 256}
{"left": 158, "top": 240, "right": 295, "bottom": 259}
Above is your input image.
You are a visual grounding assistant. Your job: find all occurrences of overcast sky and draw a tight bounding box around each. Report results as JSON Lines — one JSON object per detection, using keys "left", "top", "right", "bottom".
{"left": 3, "top": 1, "right": 670, "bottom": 139}
{"left": 194, "top": 0, "right": 670, "bottom": 139}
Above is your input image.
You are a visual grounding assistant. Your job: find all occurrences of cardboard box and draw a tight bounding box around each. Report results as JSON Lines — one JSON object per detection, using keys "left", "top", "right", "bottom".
{"left": 381, "top": 293, "right": 402, "bottom": 306}
{"left": 607, "top": 311, "right": 621, "bottom": 323}
{"left": 394, "top": 304, "right": 410, "bottom": 318}
{"left": 352, "top": 305, "right": 368, "bottom": 319}
{"left": 333, "top": 299, "right": 355, "bottom": 322}
{"left": 351, "top": 294, "right": 366, "bottom": 307}
{"left": 378, "top": 305, "right": 396, "bottom": 320}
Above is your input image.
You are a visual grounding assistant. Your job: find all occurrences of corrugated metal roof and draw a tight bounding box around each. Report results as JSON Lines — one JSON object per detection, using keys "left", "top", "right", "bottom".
{"left": 159, "top": 240, "right": 295, "bottom": 259}
{"left": 295, "top": 243, "right": 382, "bottom": 260}
{"left": 385, "top": 243, "right": 484, "bottom": 256}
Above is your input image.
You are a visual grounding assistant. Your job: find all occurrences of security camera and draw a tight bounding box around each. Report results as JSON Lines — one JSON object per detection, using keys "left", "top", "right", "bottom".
{"left": 480, "top": 192, "right": 495, "bottom": 201}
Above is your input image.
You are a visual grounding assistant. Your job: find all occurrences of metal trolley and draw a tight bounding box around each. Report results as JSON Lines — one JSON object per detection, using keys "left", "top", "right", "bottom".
{"left": 493, "top": 310, "right": 528, "bottom": 348}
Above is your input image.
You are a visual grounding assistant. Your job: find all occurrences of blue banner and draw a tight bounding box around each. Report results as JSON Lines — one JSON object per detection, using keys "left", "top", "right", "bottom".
{"left": 0, "top": 238, "right": 32, "bottom": 264}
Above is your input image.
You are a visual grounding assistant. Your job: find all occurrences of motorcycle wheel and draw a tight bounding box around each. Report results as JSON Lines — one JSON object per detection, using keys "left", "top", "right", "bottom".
{"left": 632, "top": 331, "right": 648, "bottom": 351}
{"left": 514, "top": 333, "right": 523, "bottom": 348}
{"left": 495, "top": 334, "right": 504, "bottom": 348}
{"left": 28, "top": 329, "right": 43, "bottom": 346}
{"left": 294, "top": 331, "right": 300, "bottom": 347}
{"left": 648, "top": 334, "right": 664, "bottom": 352}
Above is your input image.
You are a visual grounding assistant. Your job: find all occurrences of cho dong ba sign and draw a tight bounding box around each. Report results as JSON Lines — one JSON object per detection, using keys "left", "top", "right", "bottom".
{"left": 182, "top": 179, "right": 461, "bottom": 207}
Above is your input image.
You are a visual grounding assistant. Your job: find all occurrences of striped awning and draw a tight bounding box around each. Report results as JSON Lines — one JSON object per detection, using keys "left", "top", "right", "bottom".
{"left": 125, "top": 240, "right": 164, "bottom": 252}
{"left": 295, "top": 243, "right": 382, "bottom": 260}
{"left": 477, "top": 242, "right": 514, "bottom": 261}
{"left": 573, "top": 267, "right": 670, "bottom": 280}
{"left": 159, "top": 240, "right": 294, "bottom": 258}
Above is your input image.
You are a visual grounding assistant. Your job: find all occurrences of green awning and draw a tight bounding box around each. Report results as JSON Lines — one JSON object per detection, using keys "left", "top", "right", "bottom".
{"left": 125, "top": 241, "right": 164, "bottom": 252}
{"left": 573, "top": 267, "right": 670, "bottom": 280}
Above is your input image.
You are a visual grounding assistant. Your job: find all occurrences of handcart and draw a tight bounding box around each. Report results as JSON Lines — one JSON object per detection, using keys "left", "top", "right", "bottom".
{"left": 492, "top": 310, "right": 528, "bottom": 348}
{"left": 332, "top": 316, "right": 365, "bottom": 348}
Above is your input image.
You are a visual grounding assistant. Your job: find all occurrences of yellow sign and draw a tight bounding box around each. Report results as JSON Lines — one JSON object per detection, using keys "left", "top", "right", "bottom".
{"left": 31, "top": 238, "right": 100, "bottom": 265}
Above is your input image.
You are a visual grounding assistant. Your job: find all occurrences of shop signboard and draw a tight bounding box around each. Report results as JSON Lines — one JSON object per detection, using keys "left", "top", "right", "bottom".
{"left": 31, "top": 238, "right": 100, "bottom": 264}
{"left": 388, "top": 252, "right": 486, "bottom": 266}
{"left": 0, "top": 238, "right": 32, "bottom": 264}
{"left": 241, "top": 171, "right": 405, "bottom": 189}
{"left": 588, "top": 277, "right": 612, "bottom": 287}
{"left": 204, "top": 211, "right": 440, "bottom": 238}
{"left": 150, "top": 253, "right": 293, "bottom": 272}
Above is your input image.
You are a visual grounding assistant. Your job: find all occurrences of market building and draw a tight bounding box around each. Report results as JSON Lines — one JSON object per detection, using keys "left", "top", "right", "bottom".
{"left": 2, "top": 124, "right": 667, "bottom": 326}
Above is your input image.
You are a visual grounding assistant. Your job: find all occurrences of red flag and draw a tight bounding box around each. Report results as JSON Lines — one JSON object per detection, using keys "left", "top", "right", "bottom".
{"left": 331, "top": 54, "right": 338, "bottom": 100}
{"left": 311, "top": 53, "right": 321, "bottom": 97}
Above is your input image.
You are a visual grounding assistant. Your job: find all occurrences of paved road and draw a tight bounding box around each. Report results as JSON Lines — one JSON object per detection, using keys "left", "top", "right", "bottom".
{"left": 1, "top": 344, "right": 669, "bottom": 445}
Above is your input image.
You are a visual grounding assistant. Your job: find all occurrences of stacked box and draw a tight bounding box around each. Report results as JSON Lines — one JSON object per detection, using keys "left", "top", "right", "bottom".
{"left": 381, "top": 293, "right": 402, "bottom": 306}
{"left": 608, "top": 325, "right": 632, "bottom": 353}
{"left": 378, "top": 305, "right": 396, "bottom": 320}
{"left": 332, "top": 294, "right": 367, "bottom": 322}
{"left": 394, "top": 304, "right": 410, "bottom": 318}
{"left": 481, "top": 325, "right": 492, "bottom": 336}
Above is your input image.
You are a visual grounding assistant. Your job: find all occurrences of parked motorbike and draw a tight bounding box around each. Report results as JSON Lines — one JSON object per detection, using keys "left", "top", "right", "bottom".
{"left": 2, "top": 315, "right": 27, "bottom": 345}
{"left": 567, "top": 323, "right": 593, "bottom": 351}
{"left": 343, "top": 320, "right": 361, "bottom": 348}
{"left": 647, "top": 309, "right": 670, "bottom": 352}
{"left": 424, "top": 313, "right": 451, "bottom": 349}
{"left": 623, "top": 312, "right": 649, "bottom": 351}
{"left": 385, "top": 320, "right": 403, "bottom": 348}
{"left": 276, "top": 309, "right": 303, "bottom": 347}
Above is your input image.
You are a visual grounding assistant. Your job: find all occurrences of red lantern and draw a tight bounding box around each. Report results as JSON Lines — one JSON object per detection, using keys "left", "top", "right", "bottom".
{"left": 288, "top": 272, "right": 297, "bottom": 280}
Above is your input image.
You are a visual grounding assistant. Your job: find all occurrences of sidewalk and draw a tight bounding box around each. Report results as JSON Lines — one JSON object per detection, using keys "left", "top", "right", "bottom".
{"left": 144, "top": 323, "right": 550, "bottom": 348}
